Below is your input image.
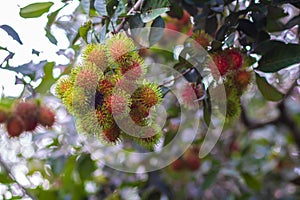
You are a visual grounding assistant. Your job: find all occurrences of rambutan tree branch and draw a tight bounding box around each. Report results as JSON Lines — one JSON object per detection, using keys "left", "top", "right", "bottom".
{"left": 114, "top": 0, "right": 143, "bottom": 33}
{"left": 0, "top": 155, "right": 37, "bottom": 200}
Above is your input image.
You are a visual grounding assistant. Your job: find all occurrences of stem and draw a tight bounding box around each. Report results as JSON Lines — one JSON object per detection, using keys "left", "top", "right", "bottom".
{"left": 158, "top": 68, "right": 193, "bottom": 87}
{"left": 114, "top": 0, "right": 143, "bottom": 33}
{"left": 0, "top": 155, "right": 36, "bottom": 200}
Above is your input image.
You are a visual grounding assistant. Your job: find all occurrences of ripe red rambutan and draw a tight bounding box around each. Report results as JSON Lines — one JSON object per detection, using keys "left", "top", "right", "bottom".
{"left": 120, "top": 61, "right": 143, "bottom": 81}
{"left": 226, "top": 49, "right": 243, "bottom": 70}
{"left": 0, "top": 110, "right": 9, "bottom": 123}
{"left": 132, "top": 84, "right": 162, "bottom": 108}
{"left": 6, "top": 115, "right": 25, "bottom": 137}
{"left": 234, "top": 70, "right": 252, "bottom": 91}
{"left": 37, "top": 106, "right": 55, "bottom": 128}
{"left": 170, "top": 159, "right": 185, "bottom": 171}
{"left": 105, "top": 93, "right": 129, "bottom": 116}
{"left": 15, "top": 101, "right": 38, "bottom": 131}
{"left": 211, "top": 53, "right": 230, "bottom": 76}
{"left": 101, "top": 124, "right": 121, "bottom": 143}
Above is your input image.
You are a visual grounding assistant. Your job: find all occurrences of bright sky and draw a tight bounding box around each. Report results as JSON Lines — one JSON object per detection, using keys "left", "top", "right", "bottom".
{"left": 0, "top": 0, "right": 79, "bottom": 97}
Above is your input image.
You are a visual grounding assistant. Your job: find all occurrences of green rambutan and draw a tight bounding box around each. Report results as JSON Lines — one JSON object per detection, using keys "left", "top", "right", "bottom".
{"left": 55, "top": 77, "right": 73, "bottom": 99}
{"left": 226, "top": 98, "right": 241, "bottom": 123}
{"left": 95, "top": 109, "right": 114, "bottom": 129}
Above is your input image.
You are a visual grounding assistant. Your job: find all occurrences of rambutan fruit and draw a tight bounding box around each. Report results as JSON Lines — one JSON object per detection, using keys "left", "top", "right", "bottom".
{"left": 133, "top": 126, "right": 162, "bottom": 150}
{"left": 6, "top": 115, "right": 25, "bottom": 137}
{"left": 225, "top": 98, "right": 241, "bottom": 123}
{"left": 37, "top": 106, "right": 55, "bottom": 128}
{"left": 115, "top": 78, "right": 137, "bottom": 94}
{"left": 61, "top": 90, "right": 74, "bottom": 113}
{"left": 120, "top": 60, "right": 144, "bottom": 81}
{"left": 95, "top": 108, "right": 114, "bottom": 129}
{"left": 97, "top": 78, "right": 115, "bottom": 96}
{"left": 55, "top": 77, "right": 73, "bottom": 99}
{"left": 131, "top": 83, "right": 162, "bottom": 108}
{"left": 82, "top": 44, "right": 108, "bottom": 71}
{"left": 185, "top": 154, "right": 200, "bottom": 171}
{"left": 129, "top": 104, "right": 150, "bottom": 125}
{"left": 226, "top": 49, "right": 243, "bottom": 70}
{"left": 234, "top": 70, "right": 253, "bottom": 93}
{"left": 101, "top": 123, "right": 121, "bottom": 144}
{"left": 75, "top": 64, "right": 102, "bottom": 91}
{"left": 191, "top": 30, "right": 212, "bottom": 49}
{"left": 106, "top": 33, "right": 137, "bottom": 64}
{"left": 210, "top": 53, "right": 230, "bottom": 76}
{"left": 170, "top": 158, "right": 185, "bottom": 171}
{"left": 15, "top": 101, "right": 38, "bottom": 131}
{"left": 104, "top": 92, "right": 131, "bottom": 116}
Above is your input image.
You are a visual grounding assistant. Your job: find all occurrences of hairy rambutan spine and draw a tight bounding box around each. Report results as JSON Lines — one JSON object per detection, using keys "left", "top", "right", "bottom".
{"left": 82, "top": 43, "right": 108, "bottom": 71}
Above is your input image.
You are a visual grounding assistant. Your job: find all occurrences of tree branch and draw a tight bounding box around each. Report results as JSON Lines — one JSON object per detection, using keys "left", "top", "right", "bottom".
{"left": 114, "top": 0, "right": 143, "bottom": 33}
{"left": 0, "top": 155, "right": 36, "bottom": 200}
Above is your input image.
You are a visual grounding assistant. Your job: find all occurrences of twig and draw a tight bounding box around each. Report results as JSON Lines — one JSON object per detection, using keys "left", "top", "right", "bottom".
{"left": 114, "top": 0, "right": 143, "bottom": 33}
{"left": 0, "top": 155, "right": 37, "bottom": 200}
{"left": 158, "top": 68, "right": 193, "bottom": 87}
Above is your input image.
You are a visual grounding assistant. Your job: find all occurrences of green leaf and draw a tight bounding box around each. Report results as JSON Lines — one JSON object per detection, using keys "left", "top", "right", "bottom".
{"left": 141, "top": 8, "right": 170, "bottom": 23}
{"left": 106, "top": 0, "right": 119, "bottom": 17}
{"left": 79, "top": 20, "right": 92, "bottom": 43}
{"left": 149, "top": 16, "right": 165, "bottom": 46}
{"left": 46, "top": 5, "right": 66, "bottom": 28}
{"left": 255, "top": 73, "right": 284, "bottom": 102}
{"left": 94, "top": 0, "right": 107, "bottom": 16}
{"left": 0, "top": 25, "right": 23, "bottom": 45}
{"left": 128, "top": 14, "right": 145, "bottom": 39}
{"left": 202, "top": 161, "right": 221, "bottom": 190}
{"left": 0, "top": 173, "right": 14, "bottom": 184}
{"left": 35, "top": 62, "right": 56, "bottom": 94}
{"left": 142, "top": 0, "right": 170, "bottom": 11}
{"left": 77, "top": 154, "right": 96, "bottom": 181}
{"left": 241, "top": 172, "right": 261, "bottom": 191}
{"left": 20, "top": 2, "right": 54, "bottom": 18}
{"left": 45, "top": 29, "right": 58, "bottom": 45}
{"left": 256, "top": 40, "right": 300, "bottom": 72}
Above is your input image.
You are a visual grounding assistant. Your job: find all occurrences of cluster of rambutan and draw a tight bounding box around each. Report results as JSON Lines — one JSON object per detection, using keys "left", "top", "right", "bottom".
{"left": 0, "top": 99, "right": 55, "bottom": 137}
{"left": 170, "top": 146, "right": 201, "bottom": 172}
{"left": 209, "top": 48, "right": 253, "bottom": 122}
{"left": 55, "top": 33, "right": 162, "bottom": 149}
{"left": 183, "top": 31, "right": 253, "bottom": 122}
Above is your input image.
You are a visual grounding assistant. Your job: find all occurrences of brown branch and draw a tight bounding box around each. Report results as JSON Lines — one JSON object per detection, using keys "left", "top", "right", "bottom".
{"left": 0, "top": 155, "right": 37, "bottom": 200}
{"left": 114, "top": 0, "right": 143, "bottom": 33}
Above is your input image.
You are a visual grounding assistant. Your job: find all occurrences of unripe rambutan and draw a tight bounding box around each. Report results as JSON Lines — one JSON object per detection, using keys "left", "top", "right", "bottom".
{"left": 6, "top": 115, "right": 25, "bottom": 137}
{"left": 226, "top": 49, "right": 243, "bottom": 70}
{"left": 191, "top": 30, "right": 212, "bottom": 49}
{"left": 95, "top": 109, "right": 114, "bottom": 129}
{"left": 106, "top": 33, "right": 136, "bottom": 64}
{"left": 62, "top": 90, "right": 74, "bottom": 113}
{"left": 37, "top": 106, "right": 55, "bottom": 128}
{"left": 210, "top": 53, "right": 230, "bottom": 76}
{"left": 75, "top": 64, "right": 102, "bottom": 91}
{"left": 234, "top": 70, "right": 252, "bottom": 92}
{"left": 82, "top": 44, "right": 108, "bottom": 71}
{"left": 226, "top": 98, "right": 241, "bottom": 122}
{"left": 115, "top": 78, "right": 137, "bottom": 93}
{"left": 120, "top": 60, "right": 144, "bottom": 81}
{"left": 104, "top": 92, "right": 130, "bottom": 116}
{"left": 15, "top": 101, "right": 38, "bottom": 131}
{"left": 131, "top": 83, "right": 162, "bottom": 108}
{"left": 101, "top": 124, "right": 121, "bottom": 143}
{"left": 55, "top": 77, "right": 73, "bottom": 99}
{"left": 132, "top": 126, "right": 161, "bottom": 150}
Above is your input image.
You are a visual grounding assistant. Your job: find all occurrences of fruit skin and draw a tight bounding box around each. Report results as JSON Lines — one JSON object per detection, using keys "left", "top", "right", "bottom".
{"left": 234, "top": 70, "right": 252, "bottom": 93}
{"left": 6, "top": 115, "right": 25, "bottom": 137}
{"left": 15, "top": 101, "right": 38, "bottom": 131}
{"left": 82, "top": 43, "right": 108, "bottom": 71}
{"left": 37, "top": 106, "right": 55, "bottom": 128}
{"left": 101, "top": 124, "right": 121, "bottom": 143}
{"left": 212, "top": 53, "right": 230, "bottom": 76}
{"left": 131, "top": 83, "right": 162, "bottom": 108}
{"left": 75, "top": 64, "right": 101, "bottom": 91}
{"left": 191, "top": 30, "right": 212, "bottom": 49}
{"left": 226, "top": 49, "right": 243, "bottom": 70}
{"left": 185, "top": 154, "right": 201, "bottom": 171}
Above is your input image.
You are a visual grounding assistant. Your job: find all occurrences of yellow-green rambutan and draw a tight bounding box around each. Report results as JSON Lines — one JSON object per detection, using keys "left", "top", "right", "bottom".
{"left": 82, "top": 43, "right": 108, "bottom": 71}
{"left": 75, "top": 63, "right": 102, "bottom": 91}
{"left": 129, "top": 126, "right": 162, "bottom": 150}
{"left": 106, "top": 33, "right": 137, "bottom": 64}
{"left": 95, "top": 108, "right": 114, "bottom": 130}
{"left": 55, "top": 77, "right": 73, "bottom": 99}
{"left": 225, "top": 98, "right": 241, "bottom": 123}
{"left": 131, "top": 82, "right": 162, "bottom": 108}
{"left": 104, "top": 90, "right": 131, "bottom": 117}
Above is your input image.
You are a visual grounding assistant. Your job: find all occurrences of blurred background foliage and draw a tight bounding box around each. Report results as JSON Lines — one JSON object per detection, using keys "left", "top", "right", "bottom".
{"left": 0, "top": 0, "right": 300, "bottom": 199}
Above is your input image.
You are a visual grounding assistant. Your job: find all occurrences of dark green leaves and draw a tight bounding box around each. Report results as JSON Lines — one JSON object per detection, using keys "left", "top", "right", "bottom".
{"left": 149, "top": 16, "right": 165, "bottom": 46}
{"left": 255, "top": 40, "right": 300, "bottom": 73}
{"left": 79, "top": 21, "right": 92, "bottom": 43}
{"left": 141, "top": 0, "right": 170, "bottom": 23}
{"left": 0, "top": 25, "right": 23, "bottom": 45}
{"left": 20, "top": 2, "right": 54, "bottom": 18}
{"left": 35, "top": 62, "right": 56, "bottom": 94}
{"left": 241, "top": 173, "right": 262, "bottom": 191}
{"left": 255, "top": 73, "right": 284, "bottom": 102}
